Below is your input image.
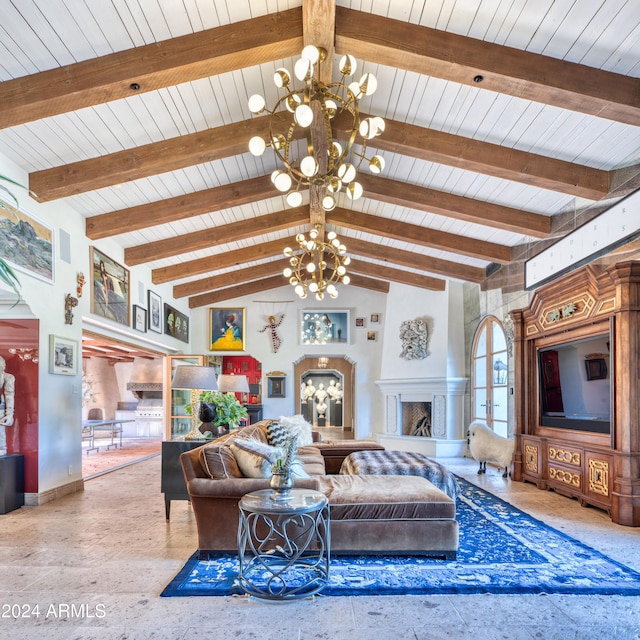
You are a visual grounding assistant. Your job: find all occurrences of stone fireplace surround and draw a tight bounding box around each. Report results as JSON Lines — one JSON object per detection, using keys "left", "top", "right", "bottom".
{"left": 375, "top": 377, "right": 468, "bottom": 457}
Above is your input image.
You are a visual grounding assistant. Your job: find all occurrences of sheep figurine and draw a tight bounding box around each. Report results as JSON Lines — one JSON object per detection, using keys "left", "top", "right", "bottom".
{"left": 467, "top": 420, "right": 515, "bottom": 478}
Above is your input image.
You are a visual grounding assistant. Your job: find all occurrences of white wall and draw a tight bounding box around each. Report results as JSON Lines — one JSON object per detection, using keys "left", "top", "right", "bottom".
{"left": 0, "top": 152, "right": 191, "bottom": 496}
{"left": 189, "top": 281, "right": 469, "bottom": 439}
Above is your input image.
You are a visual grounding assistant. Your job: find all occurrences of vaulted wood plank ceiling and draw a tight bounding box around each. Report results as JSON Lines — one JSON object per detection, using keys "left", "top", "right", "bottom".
{"left": 0, "top": 0, "right": 639, "bottom": 310}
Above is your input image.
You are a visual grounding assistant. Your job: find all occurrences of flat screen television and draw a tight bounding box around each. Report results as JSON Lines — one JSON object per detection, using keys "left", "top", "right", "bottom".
{"left": 538, "top": 333, "right": 611, "bottom": 434}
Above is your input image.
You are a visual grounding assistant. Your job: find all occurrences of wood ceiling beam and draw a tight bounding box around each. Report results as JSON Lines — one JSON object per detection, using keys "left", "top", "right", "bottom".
{"left": 125, "top": 207, "right": 308, "bottom": 266}
{"left": 152, "top": 237, "right": 295, "bottom": 284}
{"left": 345, "top": 274, "right": 390, "bottom": 294}
{"left": 344, "top": 112, "right": 608, "bottom": 201}
{"left": 0, "top": 9, "right": 302, "bottom": 130}
{"left": 350, "top": 259, "right": 446, "bottom": 291}
{"left": 186, "top": 272, "right": 389, "bottom": 308}
{"left": 328, "top": 208, "right": 511, "bottom": 264}
{"left": 188, "top": 275, "right": 287, "bottom": 308}
{"left": 344, "top": 237, "right": 486, "bottom": 283}
{"left": 86, "top": 176, "right": 274, "bottom": 239}
{"left": 31, "top": 115, "right": 605, "bottom": 203}
{"left": 31, "top": 112, "right": 297, "bottom": 202}
{"left": 358, "top": 174, "right": 550, "bottom": 238}
{"left": 174, "top": 262, "right": 284, "bottom": 299}
{"left": 337, "top": 6, "right": 640, "bottom": 127}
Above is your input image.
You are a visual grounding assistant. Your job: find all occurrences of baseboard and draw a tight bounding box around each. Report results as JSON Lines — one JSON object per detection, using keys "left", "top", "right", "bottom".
{"left": 24, "top": 478, "right": 85, "bottom": 506}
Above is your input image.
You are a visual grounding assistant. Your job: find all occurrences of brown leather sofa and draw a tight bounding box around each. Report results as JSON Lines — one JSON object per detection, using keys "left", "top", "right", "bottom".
{"left": 180, "top": 424, "right": 459, "bottom": 560}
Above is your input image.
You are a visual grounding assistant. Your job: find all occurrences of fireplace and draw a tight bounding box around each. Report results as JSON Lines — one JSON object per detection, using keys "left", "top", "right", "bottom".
{"left": 375, "top": 377, "right": 468, "bottom": 457}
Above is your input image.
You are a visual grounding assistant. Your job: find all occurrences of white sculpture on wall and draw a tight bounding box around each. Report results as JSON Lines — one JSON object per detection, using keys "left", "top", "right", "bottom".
{"left": 399, "top": 318, "right": 429, "bottom": 360}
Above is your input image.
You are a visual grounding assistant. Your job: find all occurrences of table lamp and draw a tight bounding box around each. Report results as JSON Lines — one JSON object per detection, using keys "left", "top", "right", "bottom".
{"left": 171, "top": 365, "right": 218, "bottom": 440}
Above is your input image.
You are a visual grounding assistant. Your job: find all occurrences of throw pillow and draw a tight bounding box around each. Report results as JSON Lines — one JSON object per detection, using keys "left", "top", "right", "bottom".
{"left": 229, "top": 439, "right": 281, "bottom": 478}
{"left": 265, "top": 421, "right": 290, "bottom": 448}
{"left": 201, "top": 443, "right": 242, "bottom": 479}
{"left": 277, "top": 414, "right": 314, "bottom": 446}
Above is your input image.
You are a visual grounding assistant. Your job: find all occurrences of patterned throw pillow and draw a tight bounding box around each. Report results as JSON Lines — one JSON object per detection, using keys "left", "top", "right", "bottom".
{"left": 266, "top": 421, "right": 290, "bottom": 448}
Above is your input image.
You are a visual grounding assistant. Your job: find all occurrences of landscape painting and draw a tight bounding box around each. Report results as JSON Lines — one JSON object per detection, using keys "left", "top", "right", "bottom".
{"left": 0, "top": 198, "right": 54, "bottom": 283}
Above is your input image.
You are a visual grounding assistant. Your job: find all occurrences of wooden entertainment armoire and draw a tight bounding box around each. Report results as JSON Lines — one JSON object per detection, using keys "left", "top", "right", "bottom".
{"left": 510, "top": 261, "right": 640, "bottom": 526}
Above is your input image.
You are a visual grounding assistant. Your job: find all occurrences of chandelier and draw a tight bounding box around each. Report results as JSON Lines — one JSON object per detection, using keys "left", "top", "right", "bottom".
{"left": 247, "top": 45, "right": 385, "bottom": 211}
{"left": 283, "top": 225, "right": 350, "bottom": 300}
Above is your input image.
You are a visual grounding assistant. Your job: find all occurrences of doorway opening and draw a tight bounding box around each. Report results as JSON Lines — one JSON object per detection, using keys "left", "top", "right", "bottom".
{"left": 82, "top": 331, "right": 164, "bottom": 478}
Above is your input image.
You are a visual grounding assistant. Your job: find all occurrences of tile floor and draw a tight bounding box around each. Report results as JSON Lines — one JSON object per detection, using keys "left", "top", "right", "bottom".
{"left": 1, "top": 454, "right": 640, "bottom": 639}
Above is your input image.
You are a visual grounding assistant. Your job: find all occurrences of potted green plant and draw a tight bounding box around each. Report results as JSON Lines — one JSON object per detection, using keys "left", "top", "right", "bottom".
{"left": 187, "top": 390, "right": 249, "bottom": 433}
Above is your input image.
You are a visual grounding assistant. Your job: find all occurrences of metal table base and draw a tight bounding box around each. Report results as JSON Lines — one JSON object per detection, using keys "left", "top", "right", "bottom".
{"left": 237, "top": 488, "right": 330, "bottom": 600}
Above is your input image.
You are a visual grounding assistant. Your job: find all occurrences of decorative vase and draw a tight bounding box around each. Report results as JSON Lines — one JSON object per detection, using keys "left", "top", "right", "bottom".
{"left": 270, "top": 471, "right": 294, "bottom": 500}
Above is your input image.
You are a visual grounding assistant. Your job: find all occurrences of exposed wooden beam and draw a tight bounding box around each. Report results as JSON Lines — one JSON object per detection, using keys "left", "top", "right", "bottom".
{"left": 86, "top": 176, "right": 274, "bottom": 239}
{"left": 31, "top": 110, "right": 606, "bottom": 203}
{"left": 152, "top": 237, "right": 294, "bottom": 284}
{"left": 337, "top": 6, "right": 640, "bottom": 127}
{"left": 345, "top": 273, "right": 390, "bottom": 294}
{"left": 186, "top": 272, "right": 389, "bottom": 308}
{"left": 328, "top": 208, "right": 512, "bottom": 264}
{"left": 345, "top": 236, "right": 485, "bottom": 283}
{"left": 31, "top": 112, "right": 298, "bottom": 201}
{"left": 303, "top": 0, "right": 335, "bottom": 83}
{"left": 174, "top": 262, "right": 284, "bottom": 299}
{"left": 357, "top": 174, "right": 551, "bottom": 238}
{"left": 188, "top": 276, "right": 287, "bottom": 308}
{"left": 0, "top": 9, "right": 302, "bottom": 130}
{"left": 125, "top": 208, "right": 308, "bottom": 266}
{"left": 342, "top": 112, "right": 608, "bottom": 201}
{"left": 350, "top": 259, "right": 446, "bottom": 291}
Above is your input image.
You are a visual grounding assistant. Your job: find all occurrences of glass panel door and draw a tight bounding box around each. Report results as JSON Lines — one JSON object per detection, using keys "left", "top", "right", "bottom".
{"left": 471, "top": 317, "right": 509, "bottom": 435}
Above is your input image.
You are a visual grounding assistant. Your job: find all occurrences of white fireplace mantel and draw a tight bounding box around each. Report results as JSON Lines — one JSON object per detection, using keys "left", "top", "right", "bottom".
{"left": 375, "top": 377, "right": 468, "bottom": 457}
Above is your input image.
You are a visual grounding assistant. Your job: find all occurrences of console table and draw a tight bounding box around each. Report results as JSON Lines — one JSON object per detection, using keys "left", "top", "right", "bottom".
{"left": 161, "top": 439, "right": 208, "bottom": 519}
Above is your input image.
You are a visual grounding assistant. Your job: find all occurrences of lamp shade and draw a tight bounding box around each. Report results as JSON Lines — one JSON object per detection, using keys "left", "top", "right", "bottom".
{"left": 170, "top": 365, "right": 218, "bottom": 391}
{"left": 217, "top": 374, "right": 250, "bottom": 393}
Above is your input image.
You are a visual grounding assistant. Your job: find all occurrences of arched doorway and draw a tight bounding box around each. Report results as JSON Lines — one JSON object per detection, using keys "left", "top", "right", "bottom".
{"left": 471, "top": 316, "right": 509, "bottom": 437}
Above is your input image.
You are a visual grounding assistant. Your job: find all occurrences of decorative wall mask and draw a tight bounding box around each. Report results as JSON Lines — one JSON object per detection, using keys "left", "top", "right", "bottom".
{"left": 399, "top": 319, "right": 428, "bottom": 360}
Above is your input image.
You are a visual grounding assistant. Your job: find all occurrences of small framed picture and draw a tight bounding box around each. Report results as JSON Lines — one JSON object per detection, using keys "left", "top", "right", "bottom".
{"left": 148, "top": 290, "right": 162, "bottom": 333}
{"left": 355, "top": 317, "right": 365, "bottom": 327}
{"left": 370, "top": 313, "right": 381, "bottom": 324}
{"left": 164, "top": 304, "right": 190, "bottom": 343}
{"left": 267, "top": 376, "right": 286, "bottom": 398}
{"left": 49, "top": 335, "right": 78, "bottom": 375}
{"left": 133, "top": 305, "right": 147, "bottom": 332}
{"left": 367, "top": 331, "right": 377, "bottom": 342}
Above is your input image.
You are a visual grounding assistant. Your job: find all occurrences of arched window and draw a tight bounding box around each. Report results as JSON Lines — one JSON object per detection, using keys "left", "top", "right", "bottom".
{"left": 471, "top": 316, "right": 509, "bottom": 437}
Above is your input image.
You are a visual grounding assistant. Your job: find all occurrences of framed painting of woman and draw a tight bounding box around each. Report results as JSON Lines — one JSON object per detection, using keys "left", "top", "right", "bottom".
{"left": 209, "top": 308, "right": 246, "bottom": 351}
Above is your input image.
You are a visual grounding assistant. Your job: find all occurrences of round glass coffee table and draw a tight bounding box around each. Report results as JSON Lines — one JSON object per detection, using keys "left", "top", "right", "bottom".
{"left": 237, "top": 488, "right": 330, "bottom": 600}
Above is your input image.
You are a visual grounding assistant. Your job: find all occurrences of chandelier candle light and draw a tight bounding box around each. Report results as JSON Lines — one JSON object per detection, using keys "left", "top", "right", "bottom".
{"left": 247, "top": 45, "right": 384, "bottom": 301}
{"left": 248, "top": 45, "right": 385, "bottom": 211}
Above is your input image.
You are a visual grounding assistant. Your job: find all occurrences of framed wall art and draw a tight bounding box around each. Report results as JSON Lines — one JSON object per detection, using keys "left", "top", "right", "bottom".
{"left": 209, "top": 308, "right": 246, "bottom": 351}
{"left": 0, "top": 197, "right": 54, "bottom": 283}
{"left": 147, "top": 290, "right": 162, "bottom": 333}
{"left": 300, "top": 310, "right": 350, "bottom": 345}
{"left": 267, "top": 375, "right": 286, "bottom": 398}
{"left": 90, "top": 247, "right": 130, "bottom": 326}
{"left": 49, "top": 335, "right": 78, "bottom": 375}
{"left": 164, "top": 304, "right": 189, "bottom": 343}
{"left": 133, "top": 305, "right": 147, "bottom": 332}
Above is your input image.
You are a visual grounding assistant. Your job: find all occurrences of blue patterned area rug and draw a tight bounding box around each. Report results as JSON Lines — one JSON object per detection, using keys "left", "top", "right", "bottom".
{"left": 161, "top": 478, "right": 640, "bottom": 597}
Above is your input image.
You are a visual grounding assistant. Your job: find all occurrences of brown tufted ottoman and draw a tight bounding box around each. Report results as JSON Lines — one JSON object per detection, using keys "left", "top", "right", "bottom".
{"left": 315, "top": 474, "right": 458, "bottom": 558}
